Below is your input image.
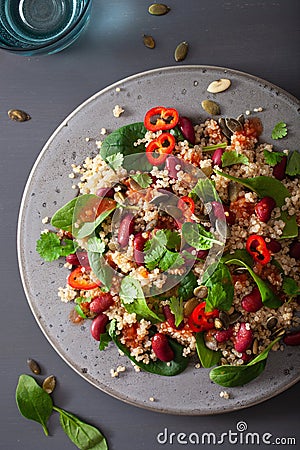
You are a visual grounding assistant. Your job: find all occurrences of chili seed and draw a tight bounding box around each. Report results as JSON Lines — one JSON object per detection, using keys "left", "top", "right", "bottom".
{"left": 201, "top": 100, "right": 220, "bottom": 115}
{"left": 174, "top": 41, "right": 189, "bottom": 62}
{"left": 8, "top": 109, "right": 31, "bottom": 122}
{"left": 143, "top": 34, "right": 156, "bottom": 49}
{"left": 207, "top": 78, "right": 231, "bottom": 94}
{"left": 27, "top": 358, "right": 41, "bottom": 375}
{"left": 148, "top": 3, "right": 170, "bottom": 15}
{"left": 42, "top": 375, "right": 56, "bottom": 394}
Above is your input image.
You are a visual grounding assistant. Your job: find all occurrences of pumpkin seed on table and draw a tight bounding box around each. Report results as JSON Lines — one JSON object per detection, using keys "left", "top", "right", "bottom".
{"left": 143, "top": 34, "right": 156, "bottom": 49}
{"left": 174, "top": 41, "right": 189, "bottom": 62}
{"left": 27, "top": 358, "right": 41, "bottom": 375}
{"left": 148, "top": 3, "right": 170, "bottom": 15}
{"left": 207, "top": 78, "right": 231, "bottom": 93}
{"left": 201, "top": 100, "right": 220, "bottom": 115}
{"left": 42, "top": 375, "right": 56, "bottom": 394}
{"left": 8, "top": 109, "right": 31, "bottom": 122}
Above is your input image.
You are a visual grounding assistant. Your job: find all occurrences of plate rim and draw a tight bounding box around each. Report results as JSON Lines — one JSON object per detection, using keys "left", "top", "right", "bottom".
{"left": 17, "top": 64, "right": 300, "bottom": 415}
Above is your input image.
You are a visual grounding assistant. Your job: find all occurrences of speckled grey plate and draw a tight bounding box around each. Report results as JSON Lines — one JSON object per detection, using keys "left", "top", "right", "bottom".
{"left": 18, "top": 66, "right": 300, "bottom": 415}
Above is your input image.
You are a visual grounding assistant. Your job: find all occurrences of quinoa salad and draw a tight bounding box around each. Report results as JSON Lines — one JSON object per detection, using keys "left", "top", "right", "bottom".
{"left": 36, "top": 103, "right": 300, "bottom": 388}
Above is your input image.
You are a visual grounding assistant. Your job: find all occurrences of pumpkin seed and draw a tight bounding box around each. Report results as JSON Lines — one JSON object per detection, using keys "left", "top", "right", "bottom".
{"left": 266, "top": 316, "right": 278, "bottom": 330}
{"left": 207, "top": 78, "right": 231, "bottom": 94}
{"left": 225, "top": 117, "right": 243, "bottom": 133}
{"left": 148, "top": 3, "right": 170, "bottom": 15}
{"left": 27, "top": 358, "right": 41, "bottom": 375}
{"left": 114, "top": 191, "right": 126, "bottom": 204}
{"left": 193, "top": 285, "right": 208, "bottom": 299}
{"left": 174, "top": 41, "right": 189, "bottom": 62}
{"left": 271, "top": 327, "right": 286, "bottom": 339}
{"left": 218, "top": 117, "right": 233, "bottom": 139}
{"left": 42, "top": 375, "right": 56, "bottom": 394}
{"left": 228, "top": 311, "right": 242, "bottom": 324}
{"left": 204, "top": 331, "right": 218, "bottom": 351}
{"left": 184, "top": 297, "right": 199, "bottom": 317}
{"left": 128, "top": 178, "right": 142, "bottom": 190}
{"left": 228, "top": 181, "right": 241, "bottom": 202}
{"left": 252, "top": 338, "right": 258, "bottom": 355}
{"left": 236, "top": 114, "right": 245, "bottom": 126}
{"left": 201, "top": 100, "right": 220, "bottom": 115}
{"left": 143, "top": 34, "right": 155, "bottom": 49}
{"left": 219, "top": 311, "right": 230, "bottom": 328}
{"left": 8, "top": 109, "right": 31, "bottom": 122}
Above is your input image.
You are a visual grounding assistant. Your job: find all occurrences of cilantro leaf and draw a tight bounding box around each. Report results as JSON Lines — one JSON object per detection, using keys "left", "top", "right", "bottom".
{"left": 282, "top": 277, "right": 300, "bottom": 299}
{"left": 159, "top": 250, "right": 184, "bottom": 271}
{"left": 285, "top": 150, "right": 300, "bottom": 177}
{"left": 106, "top": 152, "right": 124, "bottom": 170}
{"left": 263, "top": 149, "right": 285, "bottom": 166}
{"left": 87, "top": 236, "right": 106, "bottom": 253}
{"left": 169, "top": 297, "right": 184, "bottom": 327}
{"left": 181, "top": 222, "right": 224, "bottom": 250}
{"left": 99, "top": 331, "right": 112, "bottom": 351}
{"left": 271, "top": 121, "right": 288, "bottom": 140}
{"left": 144, "top": 230, "right": 183, "bottom": 271}
{"left": 178, "top": 271, "right": 198, "bottom": 300}
{"left": 36, "top": 232, "right": 78, "bottom": 262}
{"left": 164, "top": 230, "right": 181, "bottom": 250}
{"left": 221, "top": 151, "right": 249, "bottom": 167}
{"left": 130, "top": 173, "right": 152, "bottom": 188}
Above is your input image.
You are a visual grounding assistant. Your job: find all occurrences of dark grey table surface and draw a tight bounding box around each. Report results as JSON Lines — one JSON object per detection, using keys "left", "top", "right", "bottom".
{"left": 1, "top": 1, "right": 299, "bottom": 449}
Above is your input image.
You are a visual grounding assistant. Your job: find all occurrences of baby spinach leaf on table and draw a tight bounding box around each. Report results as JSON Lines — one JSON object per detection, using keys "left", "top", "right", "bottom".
{"left": 285, "top": 150, "right": 300, "bottom": 177}
{"left": 263, "top": 149, "right": 285, "bottom": 166}
{"left": 36, "top": 232, "right": 78, "bottom": 262}
{"left": 51, "top": 194, "right": 95, "bottom": 232}
{"left": 120, "top": 277, "right": 163, "bottom": 322}
{"left": 108, "top": 320, "right": 188, "bottom": 376}
{"left": 182, "top": 222, "right": 224, "bottom": 250}
{"left": 169, "top": 296, "right": 184, "bottom": 327}
{"left": 271, "top": 121, "right": 288, "bottom": 140}
{"left": 189, "top": 178, "right": 219, "bottom": 202}
{"left": 222, "top": 249, "right": 282, "bottom": 309}
{"left": 130, "top": 173, "right": 152, "bottom": 188}
{"left": 221, "top": 151, "right": 249, "bottom": 167}
{"left": 202, "top": 262, "right": 234, "bottom": 312}
{"left": 195, "top": 333, "right": 221, "bottom": 368}
{"left": 214, "top": 170, "right": 298, "bottom": 239}
{"left": 100, "top": 122, "right": 152, "bottom": 171}
{"left": 16, "top": 374, "right": 53, "bottom": 436}
{"left": 177, "top": 271, "right": 198, "bottom": 300}
{"left": 88, "top": 251, "right": 113, "bottom": 290}
{"left": 53, "top": 406, "right": 108, "bottom": 450}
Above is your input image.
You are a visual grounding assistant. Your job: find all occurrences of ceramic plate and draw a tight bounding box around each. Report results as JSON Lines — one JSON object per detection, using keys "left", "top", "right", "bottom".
{"left": 18, "top": 66, "right": 300, "bottom": 415}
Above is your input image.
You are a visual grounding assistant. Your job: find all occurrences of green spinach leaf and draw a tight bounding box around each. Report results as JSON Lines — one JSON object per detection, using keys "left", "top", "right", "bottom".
{"left": 182, "top": 222, "right": 224, "bottom": 250}
{"left": 51, "top": 194, "right": 96, "bottom": 232}
{"left": 108, "top": 320, "right": 188, "bottom": 376}
{"left": 195, "top": 333, "right": 221, "bottom": 368}
{"left": 177, "top": 271, "right": 198, "bottom": 300}
{"left": 74, "top": 205, "right": 116, "bottom": 239}
{"left": 221, "top": 151, "right": 249, "bottom": 167}
{"left": 286, "top": 150, "right": 300, "bottom": 177}
{"left": 202, "top": 262, "right": 234, "bottom": 312}
{"left": 189, "top": 178, "right": 219, "bottom": 202}
{"left": 53, "top": 406, "right": 108, "bottom": 450}
{"left": 88, "top": 251, "right": 113, "bottom": 290}
{"left": 144, "top": 230, "right": 183, "bottom": 271}
{"left": 16, "top": 374, "right": 53, "bottom": 436}
{"left": 282, "top": 277, "right": 300, "bottom": 299}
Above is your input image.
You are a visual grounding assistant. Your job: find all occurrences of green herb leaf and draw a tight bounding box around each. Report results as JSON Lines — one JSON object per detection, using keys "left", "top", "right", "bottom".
{"left": 74, "top": 304, "right": 88, "bottom": 319}
{"left": 74, "top": 206, "right": 116, "bottom": 239}
{"left": 144, "top": 230, "right": 182, "bottom": 271}
{"left": 53, "top": 406, "right": 108, "bottom": 450}
{"left": 169, "top": 297, "right": 184, "bottom": 327}
{"left": 271, "top": 121, "right": 288, "bottom": 140}
{"left": 182, "top": 222, "right": 224, "bottom": 250}
{"left": 223, "top": 249, "right": 282, "bottom": 308}
{"left": 177, "top": 271, "right": 198, "bottom": 300}
{"left": 247, "top": 335, "right": 282, "bottom": 366}
{"left": 106, "top": 152, "right": 124, "bottom": 170}
{"left": 99, "top": 332, "right": 112, "bottom": 351}
{"left": 201, "top": 142, "right": 227, "bottom": 152}
{"left": 263, "top": 149, "right": 285, "bottom": 166}
{"left": 158, "top": 250, "right": 184, "bottom": 271}
{"left": 195, "top": 333, "right": 221, "bottom": 368}
{"left": 202, "top": 262, "right": 234, "bottom": 312}
{"left": 164, "top": 230, "right": 181, "bottom": 250}
{"left": 87, "top": 237, "right": 106, "bottom": 254}
{"left": 36, "top": 232, "right": 78, "bottom": 262}
{"left": 108, "top": 320, "right": 188, "bottom": 376}
{"left": 50, "top": 197, "right": 78, "bottom": 232}
{"left": 16, "top": 374, "right": 53, "bottom": 436}
{"left": 285, "top": 150, "right": 300, "bottom": 177}
{"left": 189, "top": 178, "right": 219, "bottom": 202}
{"left": 120, "top": 277, "right": 162, "bottom": 322}
{"left": 130, "top": 173, "right": 152, "bottom": 188}
{"left": 221, "top": 150, "right": 249, "bottom": 167}
{"left": 88, "top": 251, "right": 113, "bottom": 290}
{"left": 282, "top": 277, "right": 300, "bottom": 299}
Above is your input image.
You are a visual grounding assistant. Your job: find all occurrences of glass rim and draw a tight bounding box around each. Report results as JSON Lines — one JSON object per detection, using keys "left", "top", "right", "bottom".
{"left": 0, "top": 0, "right": 92, "bottom": 53}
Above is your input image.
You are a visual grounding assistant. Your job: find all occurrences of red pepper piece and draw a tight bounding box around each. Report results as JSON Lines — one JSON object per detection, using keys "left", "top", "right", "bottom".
{"left": 146, "top": 132, "right": 175, "bottom": 166}
{"left": 246, "top": 235, "right": 271, "bottom": 265}
{"left": 144, "top": 106, "right": 179, "bottom": 132}
{"left": 68, "top": 266, "right": 100, "bottom": 290}
{"left": 178, "top": 196, "right": 195, "bottom": 214}
{"left": 188, "top": 301, "right": 219, "bottom": 333}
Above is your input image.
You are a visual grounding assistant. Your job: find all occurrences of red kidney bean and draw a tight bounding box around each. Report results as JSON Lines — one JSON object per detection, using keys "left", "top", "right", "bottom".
{"left": 241, "top": 286, "right": 263, "bottom": 313}
{"left": 66, "top": 253, "right": 80, "bottom": 265}
{"left": 90, "top": 314, "right": 109, "bottom": 341}
{"left": 133, "top": 233, "right": 148, "bottom": 266}
{"left": 178, "top": 116, "right": 195, "bottom": 144}
{"left": 283, "top": 331, "right": 300, "bottom": 346}
{"left": 66, "top": 251, "right": 90, "bottom": 269}
{"left": 197, "top": 249, "right": 209, "bottom": 259}
{"left": 289, "top": 241, "right": 300, "bottom": 260}
{"left": 212, "top": 148, "right": 225, "bottom": 167}
{"left": 255, "top": 196, "right": 276, "bottom": 222}
{"left": 165, "top": 155, "right": 182, "bottom": 179}
{"left": 163, "top": 305, "right": 184, "bottom": 329}
{"left": 96, "top": 187, "right": 115, "bottom": 198}
{"left": 118, "top": 213, "right": 134, "bottom": 247}
{"left": 266, "top": 238, "right": 282, "bottom": 253}
{"left": 211, "top": 201, "right": 235, "bottom": 225}
{"left": 89, "top": 293, "right": 114, "bottom": 314}
{"left": 215, "top": 327, "right": 233, "bottom": 343}
{"left": 273, "top": 155, "right": 287, "bottom": 181}
{"left": 234, "top": 323, "right": 253, "bottom": 353}
{"left": 152, "top": 333, "right": 174, "bottom": 362}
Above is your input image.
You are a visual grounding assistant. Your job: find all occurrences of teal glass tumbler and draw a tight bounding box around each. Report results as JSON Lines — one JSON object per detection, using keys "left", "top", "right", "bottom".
{"left": 0, "top": 0, "right": 92, "bottom": 55}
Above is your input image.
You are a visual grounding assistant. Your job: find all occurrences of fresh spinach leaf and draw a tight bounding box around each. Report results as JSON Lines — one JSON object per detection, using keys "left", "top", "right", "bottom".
{"left": 100, "top": 122, "right": 152, "bottom": 171}
{"left": 202, "top": 262, "right": 234, "bottom": 312}
{"left": 195, "top": 333, "right": 221, "bottom": 368}
{"left": 282, "top": 277, "right": 300, "bottom": 299}
{"left": 247, "top": 335, "right": 282, "bottom": 366}
{"left": 119, "top": 277, "right": 162, "bottom": 322}
{"left": 182, "top": 222, "right": 224, "bottom": 250}
{"left": 169, "top": 126, "right": 185, "bottom": 142}
{"left": 285, "top": 150, "right": 300, "bottom": 177}
{"left": 130, "top": 173, "right": 152, "bottom": 188}
{"left": 108, "top": 320, "right": 188, "bottom": 376}
{"left": 223, "top": 249, "right": 282, "bottom": 308}
{"left": 169, "top": 296, "right": 184, "bottom": 327}
{"left": 36, "top": 232, "right": 78, "bottom": 262}
{"left": 53, "top": 406, "right": 108, "bottom": 450}
{"left": 51, "top": 194, "right": 95, "bottom": 232}
{"left": 189, "top": 178, "right": 219, "bottom": 202}
{"left": 214, "top": 170, "right": 298, "bottom": 239}
{"left": 16, "top": 374, "right": 53, "bottom": 436}
{"left": 177, "top": 271, "right": 198, "bottom": 300}
{"left": 88, "top": 251, "right": 113, "bottom": 290}
{"left": 74, "top": 205, "right": 116, "bottom": 239}
{"left": 221, "top": 151, "right": 249, "bottom": 167}
{"left": 263, "top": 149, "right": 285, "bottom": 166}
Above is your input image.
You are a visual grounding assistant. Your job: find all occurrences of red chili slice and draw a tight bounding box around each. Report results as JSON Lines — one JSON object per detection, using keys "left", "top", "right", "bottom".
{"left": 68, "top": 267, "right": 100, "bottom": 290}
{"left": 144, "top": 106, "right": 179, "bottom": 132}
{"left": 178, "top": 196, "right": 195, "bottom": 214}
{"left": 188, "top": 301, "right": 219, "bottom": 333}
{"left": 146, "top": 132, "right": 175, "bottom": 166}
{"left": 246, "top": 235, "right": 271, "bottom": 265}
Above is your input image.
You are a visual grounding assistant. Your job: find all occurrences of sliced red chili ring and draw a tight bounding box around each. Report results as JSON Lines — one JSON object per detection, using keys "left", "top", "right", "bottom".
{"left": 68, "top": 266, "right": 100, "bottom": 290}
{"left": 188, "top": 301, "right": 219, "bottom": 333}
{"left": 246, "top": 235, "right": 271, "bottom": 265}
{"left": 144, "top": 106, "right": 179, "bottom": 132}
{"left": 178, "top": 196, "right": 195, "bottom": 214}
{"left": 146, "top": 132, "right": 175, "bottom": 166}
